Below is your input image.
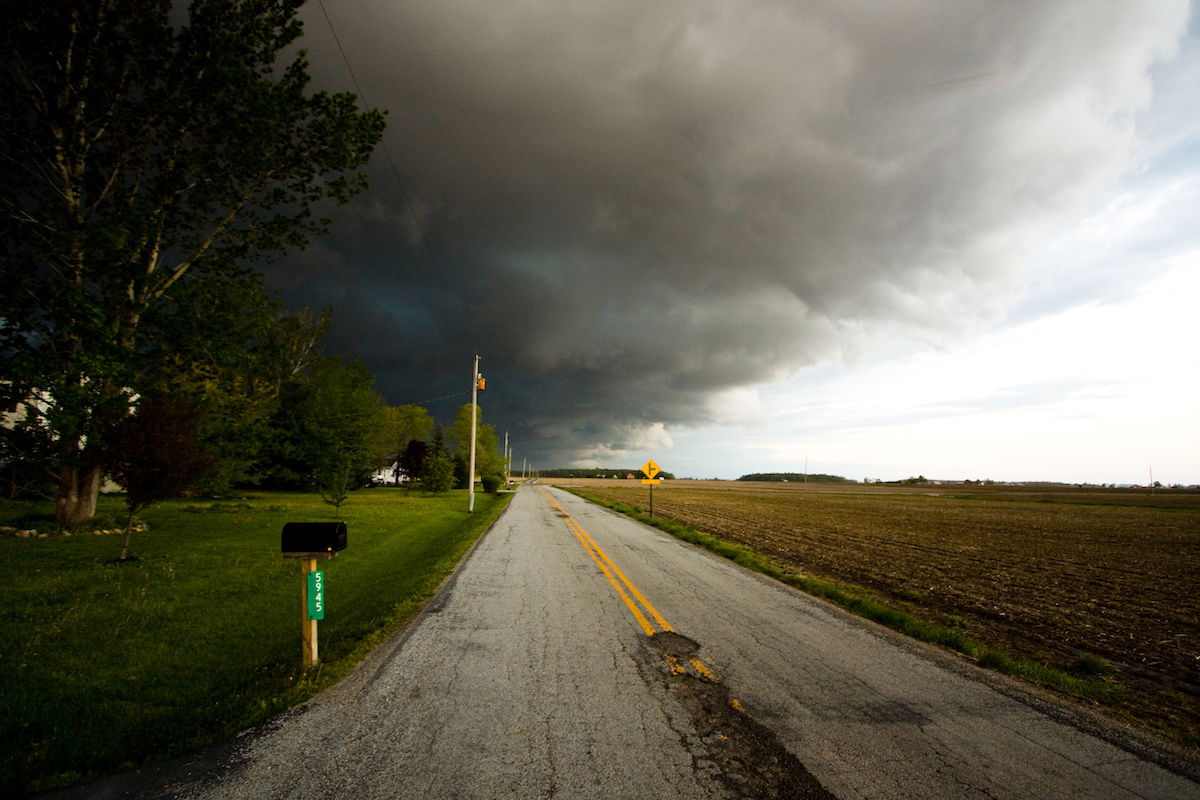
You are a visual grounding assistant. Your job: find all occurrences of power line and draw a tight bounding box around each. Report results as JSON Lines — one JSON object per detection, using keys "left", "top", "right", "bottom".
{"left": 314, "top": 0, "right": 472, "bottom": 344}
{"left": 404, "top": 389, "right": 469, "bottom": 408}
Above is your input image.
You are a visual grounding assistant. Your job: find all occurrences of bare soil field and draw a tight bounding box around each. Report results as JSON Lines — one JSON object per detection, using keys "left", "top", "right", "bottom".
{"left": 552, "top": 479, "right": 1200, "bottom": 745}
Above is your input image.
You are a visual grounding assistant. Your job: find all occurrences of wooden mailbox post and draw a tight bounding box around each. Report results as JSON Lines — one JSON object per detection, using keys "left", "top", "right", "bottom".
{"left": 282, "top": 522, "right": 347, "bottom": 670}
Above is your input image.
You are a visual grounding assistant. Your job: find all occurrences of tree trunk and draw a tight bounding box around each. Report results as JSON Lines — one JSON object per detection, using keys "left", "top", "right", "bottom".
{"left": 55, "top": 465, "right": 102, "bottom": 525}
{"left": 118, "top": 511, "right": 136, "bottom": 561}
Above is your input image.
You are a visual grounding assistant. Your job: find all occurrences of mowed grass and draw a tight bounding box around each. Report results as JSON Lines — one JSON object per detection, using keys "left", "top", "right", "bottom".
{"left": 0, "top": 488, "right": 510, "bottom": 794}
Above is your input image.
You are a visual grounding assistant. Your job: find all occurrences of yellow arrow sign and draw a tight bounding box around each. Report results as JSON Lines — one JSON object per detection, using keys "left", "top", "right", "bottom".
{"left": 641, "top": 459, "right": 660, "bottom": 480}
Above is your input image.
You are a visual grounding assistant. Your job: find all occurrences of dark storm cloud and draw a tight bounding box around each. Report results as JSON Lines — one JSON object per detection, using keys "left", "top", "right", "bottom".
{"left": 269, "top": 0, "right": 1190, "bottom": 466}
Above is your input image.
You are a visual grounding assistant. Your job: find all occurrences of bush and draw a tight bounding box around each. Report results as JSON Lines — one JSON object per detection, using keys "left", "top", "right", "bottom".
{"left": 481, "top": 474, "right": 503, "bottom": 494}
{"left": 420, "top": 450, "right": 455, "bottom": 494}
{"left": 1072, "top": 652, "right": 1115, "bottom": 676}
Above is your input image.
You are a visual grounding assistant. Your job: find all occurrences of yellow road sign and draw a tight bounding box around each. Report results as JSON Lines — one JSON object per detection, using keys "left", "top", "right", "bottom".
{"left": 641, "top": 478, "right": 661, "bottom": 485}
{"left": 641, "top": 459, "right": 661, "bottom": 479}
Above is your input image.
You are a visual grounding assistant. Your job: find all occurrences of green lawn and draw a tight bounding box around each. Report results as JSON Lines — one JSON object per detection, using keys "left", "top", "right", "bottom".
{"left": 0, "top": 488, "right": 511, "bottom": 794}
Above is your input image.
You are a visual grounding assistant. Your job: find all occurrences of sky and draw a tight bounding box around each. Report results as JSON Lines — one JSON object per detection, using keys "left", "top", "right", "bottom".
{"left": 265, "top": 0, "right": 1200, "bottom": 485}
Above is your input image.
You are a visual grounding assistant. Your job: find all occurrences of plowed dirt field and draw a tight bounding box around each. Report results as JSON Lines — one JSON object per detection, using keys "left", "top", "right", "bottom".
{"left": 553, "top": 479, "right": 1200, "bottom": 745}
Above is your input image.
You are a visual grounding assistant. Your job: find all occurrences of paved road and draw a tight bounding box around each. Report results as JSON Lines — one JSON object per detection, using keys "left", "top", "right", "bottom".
{"left": 61, "top": 485, "right": 1199, "bottom": 798}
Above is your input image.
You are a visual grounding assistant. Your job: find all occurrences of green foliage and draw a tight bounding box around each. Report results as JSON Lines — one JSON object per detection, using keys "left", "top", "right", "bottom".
{"left": 262, "top": 307, "right": 334, "bottom": 394}
{"left": 0, "top": 401, "right": 57, "bottom": 501}
{"left": 263, "top": 356, "right": 387, "bottom": 495}
{"left": 0, "top": 489, "right": 510, "bottom": 794}
{"left": 399, "top": 439, "right": 431, "bottom": 483}
{"left": 976, "top": 651, "right": 1125, "bottom": 703}
{"left": 446, "top": 404, "right": 506, "bottom": 482}
{"left": 374, "top": 405, "right": 434, "bottom": 481}
{"left": 481, "top": 474, "right": 503, "bottom": 494}
{"left": 140, "top": 281, "right": 297, "bottom": 496}
{"left": 0, "top": 0, "right": 384, "bottom": 523}
{"left": 421, "top": 450, "right": 456, "bottom": 494}
{"left": 104, "top": 394, "right": 217, "bottom": 559}
{"left": 1072, "top": 652, "right": 1115, "bottom": 677}
{"left": 315, "top": 451, "right": 354, "bottom": 517}
{"left": 453, "top": 453, "right": 470, "bottom": 490}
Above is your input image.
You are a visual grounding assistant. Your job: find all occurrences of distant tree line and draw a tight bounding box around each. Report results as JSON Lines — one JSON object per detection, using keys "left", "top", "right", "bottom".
{"left": 737, "top": 473, "right": 849, "bottom": 483}
{"left": 542, "top": 468, "right": 677, "bottom": 480}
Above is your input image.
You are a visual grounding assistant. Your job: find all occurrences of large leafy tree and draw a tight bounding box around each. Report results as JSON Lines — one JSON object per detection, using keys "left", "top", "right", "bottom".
{"left": 141, "top": 282, "right": 330, "bottom": 495}
{"left": 261, "top": 305, "right": 333, "bottom": 396}
{"left": 374, "top": 404, "right": 433, "bottom": 483}
{"left": 264, "top": 356, "right": 386, "bottom": 496}
{"left": 398, "top": 438, "right": 430, "bottom": 484}
{"left": 419, "top": 426, "right": 455, "bottom": 495}
{"left": 0, "top": 0, "right": 385, "bottom": 523}
{"left": 446, "top": 403, "right": 505, "bottom": 488}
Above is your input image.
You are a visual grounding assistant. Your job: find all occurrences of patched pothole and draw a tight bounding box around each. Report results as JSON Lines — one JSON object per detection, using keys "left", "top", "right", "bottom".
{"left": 648, "top": 630, "right": 701, "bottom": 659}
{"left": 644, "top": 633, "right": 835, "bottom": 799}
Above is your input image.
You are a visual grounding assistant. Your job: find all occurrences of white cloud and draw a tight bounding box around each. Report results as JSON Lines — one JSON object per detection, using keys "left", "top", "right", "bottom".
{"left": 701, "top": 386, "right": 768, "bottom": 427}
{"left": 668, "top": 259, "right": 1200, "bottom": 483}
{"left": 655, "top": 13, "right": 1200, "bottom": 485}
{"left": 569, "top": 422, "right": 675, "bottom": 468}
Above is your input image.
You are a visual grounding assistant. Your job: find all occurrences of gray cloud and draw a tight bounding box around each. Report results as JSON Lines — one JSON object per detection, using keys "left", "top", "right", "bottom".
{"left": 268, "top": 0, "right": 1191, "bottom": 467}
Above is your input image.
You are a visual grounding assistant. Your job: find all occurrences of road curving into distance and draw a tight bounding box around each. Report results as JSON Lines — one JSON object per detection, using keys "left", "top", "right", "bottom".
{"left": 54, "top": 484, "right": 1199, "bottom": 799}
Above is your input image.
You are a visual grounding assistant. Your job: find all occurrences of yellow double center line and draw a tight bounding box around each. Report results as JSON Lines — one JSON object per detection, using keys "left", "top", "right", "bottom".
{"left": 539, "top": 489, "right": 746, "bottom": 705}
{"left": 539, "top": 489, "right": 674, "bottom": 636}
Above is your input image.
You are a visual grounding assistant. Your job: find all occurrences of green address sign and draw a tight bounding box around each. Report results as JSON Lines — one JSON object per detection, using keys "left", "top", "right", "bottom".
{"left": 307, "top": 570, "right": 325, "bottom": 620}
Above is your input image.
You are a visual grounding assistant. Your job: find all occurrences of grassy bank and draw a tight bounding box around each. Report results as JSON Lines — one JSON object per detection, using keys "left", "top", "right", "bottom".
{"left": 0, "top": 488, "right": 510, "bottom": 794}
{"left": 567, "top": 490, "right": 1130, "bottom": 708}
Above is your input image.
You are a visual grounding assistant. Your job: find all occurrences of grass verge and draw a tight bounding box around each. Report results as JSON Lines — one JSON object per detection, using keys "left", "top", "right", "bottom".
{"left": 568, "top": 490, "right": 1128, "bottom": 708}
{"left": 0, "top": 488, "right": 510, "bottom": 795}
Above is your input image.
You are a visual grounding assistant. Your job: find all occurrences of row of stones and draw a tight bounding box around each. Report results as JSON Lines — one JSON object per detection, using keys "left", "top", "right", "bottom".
{"left": 1, "top": 523, "right": 148, "bottom": 538}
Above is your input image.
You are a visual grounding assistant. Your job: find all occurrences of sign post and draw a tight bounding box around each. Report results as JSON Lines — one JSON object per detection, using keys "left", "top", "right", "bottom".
{"left": 301, "top": 558, "right": 320, "bottom": 668}
{"left": 281, "top": 521, "right": 346, "bottom": 671}
{"left": 640, "top": 459, "right": 662, "bottom": 518}
{"left": 468, "top": 354, "right": 487, "bottom": 513}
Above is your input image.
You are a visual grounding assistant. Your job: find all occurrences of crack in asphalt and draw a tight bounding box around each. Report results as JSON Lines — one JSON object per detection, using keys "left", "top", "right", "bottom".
{"left": 643, "top": 631, "right": 836, "bottom": 799}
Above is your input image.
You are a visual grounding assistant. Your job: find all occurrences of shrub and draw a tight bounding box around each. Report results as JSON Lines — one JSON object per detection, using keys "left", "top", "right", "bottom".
{"left": 1072, "top": 652, "right": 1115, "bottom": 676}
{"left": 420, "top": 450, "right": 455, "bottom": 494}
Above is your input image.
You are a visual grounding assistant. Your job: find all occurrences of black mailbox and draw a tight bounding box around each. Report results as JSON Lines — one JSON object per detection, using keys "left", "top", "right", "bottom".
{"left": 282, "top": 522, "right": 347, "bottom": 556}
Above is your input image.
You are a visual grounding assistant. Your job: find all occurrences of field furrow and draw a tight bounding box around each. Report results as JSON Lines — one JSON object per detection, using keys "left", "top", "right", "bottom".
{"left": 557, "top": 479, "right": 1200, "bottom": 744}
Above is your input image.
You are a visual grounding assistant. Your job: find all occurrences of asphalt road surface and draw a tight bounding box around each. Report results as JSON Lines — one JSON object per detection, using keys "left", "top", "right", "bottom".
{"left": 59, "top": 485, "right": 1199, "bottom": 799}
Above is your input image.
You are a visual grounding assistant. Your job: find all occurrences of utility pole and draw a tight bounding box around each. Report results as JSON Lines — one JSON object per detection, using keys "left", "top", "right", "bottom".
{"left": 468, "top": 354, "right": 481, "bottom": 513}
{"left": 503, "top": 431, "right": 510, "bottom": 484}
